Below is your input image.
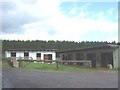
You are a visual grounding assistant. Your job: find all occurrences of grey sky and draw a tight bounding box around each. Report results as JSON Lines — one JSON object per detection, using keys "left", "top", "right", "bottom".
{"left": 1, "top": 1, "right": 40, "bottom": 33}
{"left": 0, "top": 0, "right": 118, "bottom": 42}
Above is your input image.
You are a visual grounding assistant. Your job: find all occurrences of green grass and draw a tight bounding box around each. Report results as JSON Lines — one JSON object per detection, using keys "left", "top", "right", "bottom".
{"left": 2, "top": 60, "right": 13, "bottom": 69}
{"left": 19, "top": 61, "right": 97, "bottom": 72}
{"left": 2, "top": 60, "right": 118, "bottom": 72}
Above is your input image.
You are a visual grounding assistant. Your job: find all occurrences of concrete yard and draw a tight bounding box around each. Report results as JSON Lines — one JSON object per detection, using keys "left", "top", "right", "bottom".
{"left": 2, "top": 68, "right": 118, "bottom": 88}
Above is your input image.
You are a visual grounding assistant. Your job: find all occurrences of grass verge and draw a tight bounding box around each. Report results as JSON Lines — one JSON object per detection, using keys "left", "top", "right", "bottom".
{"left": 2, "top": 60, "right": 13, "bottom": 69}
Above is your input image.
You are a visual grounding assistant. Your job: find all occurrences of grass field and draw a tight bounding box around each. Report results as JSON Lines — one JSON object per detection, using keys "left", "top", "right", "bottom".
{"left": 2, "top": 60, "right": 12, "bottom": 68}
{"left": 20, "top": 61, "right": 97, "bottom": 72}
{"left": 2, "top": 60, "right": 97, "bottom": 72}
{"left": 2, "top": 60, "right": 118, "bottom": 72}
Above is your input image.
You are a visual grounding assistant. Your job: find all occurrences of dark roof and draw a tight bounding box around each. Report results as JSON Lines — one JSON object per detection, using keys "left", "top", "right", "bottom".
{"left": 57, "top": 44, "right": 119, "bottom": 53}
{"left": 6, "top": 49, "right": 57, "bottom": 52}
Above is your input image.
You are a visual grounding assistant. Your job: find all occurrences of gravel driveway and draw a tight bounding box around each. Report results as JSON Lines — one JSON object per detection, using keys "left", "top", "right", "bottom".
{"left": 2, "top": 68, "right": 118, "bottom": 88}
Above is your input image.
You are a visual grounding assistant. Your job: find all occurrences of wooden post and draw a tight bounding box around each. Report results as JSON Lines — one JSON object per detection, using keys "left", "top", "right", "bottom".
{"left": 56, "top": 61, "right": 58, "bottom": 69}
{"left": 19, "top": 60, "right": 21, "bottom": 67}
{"left": 89, "top": 61, "right": 91, "bottom": 68}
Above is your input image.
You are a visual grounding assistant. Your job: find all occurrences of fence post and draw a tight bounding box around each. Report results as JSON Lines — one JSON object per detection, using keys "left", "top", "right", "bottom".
{"left": 89, "top": 61, "right": 91, "bottom": 68}
{"left": 56, "top": 60, "right": 59, "bottom": 70}
{"left": 43, "top": 60, "right": 44, "bottom": 69}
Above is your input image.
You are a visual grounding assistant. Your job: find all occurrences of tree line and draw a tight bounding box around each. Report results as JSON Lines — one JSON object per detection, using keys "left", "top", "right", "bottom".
{"left": 2, "top": 40, "right": 119, "bottom": 54}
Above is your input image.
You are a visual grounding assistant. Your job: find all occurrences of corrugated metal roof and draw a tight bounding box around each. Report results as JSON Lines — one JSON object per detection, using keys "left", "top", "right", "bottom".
{"left": 57, "top": 44, "right": 119, "bottom": 53}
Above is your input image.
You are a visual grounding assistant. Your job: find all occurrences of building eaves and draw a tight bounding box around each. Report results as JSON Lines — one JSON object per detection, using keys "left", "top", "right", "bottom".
{"left": 6, "top": 49, "right": 58, "bottom": 52}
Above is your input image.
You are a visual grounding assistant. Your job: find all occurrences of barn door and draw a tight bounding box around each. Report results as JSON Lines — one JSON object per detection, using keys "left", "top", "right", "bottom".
{"left": 87, "top": 53, "right": 96, "bottom": 68}
{"left": 44, "top": 54, "right": 52, "bottom": 63}
{"left": 101, "top": 52, "right": 113, "bottom": 68}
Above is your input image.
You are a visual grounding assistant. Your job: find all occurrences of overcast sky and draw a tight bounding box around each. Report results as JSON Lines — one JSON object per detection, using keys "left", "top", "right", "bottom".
{"left": 0, "top": 0, "right": 119, "bottom": 42}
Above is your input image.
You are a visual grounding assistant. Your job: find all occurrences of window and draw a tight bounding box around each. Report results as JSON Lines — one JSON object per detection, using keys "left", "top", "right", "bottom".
{"left": 11, "top": 52, "right": 16, "bottom": 57}
{"left": 24, "top": 52, "right": 29, "bottom": 57}
{"left": 36, "top": 53, "right": 41, "bottom": 57}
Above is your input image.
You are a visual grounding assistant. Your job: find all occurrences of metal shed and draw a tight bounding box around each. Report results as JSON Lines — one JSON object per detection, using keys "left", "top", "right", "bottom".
{"left": 57, "top": 44, "right": 119, "bottom": 68}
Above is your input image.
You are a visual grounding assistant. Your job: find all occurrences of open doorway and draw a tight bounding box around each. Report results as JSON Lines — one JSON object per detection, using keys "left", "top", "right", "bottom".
{"left": 87, "top": 53, "right": 96, "bottom": 68}
{"left": 76, "top": 53, "right": 84, "bottom": 66}
{"left": 101, "top": 52, "right": 113, "bottom": 68}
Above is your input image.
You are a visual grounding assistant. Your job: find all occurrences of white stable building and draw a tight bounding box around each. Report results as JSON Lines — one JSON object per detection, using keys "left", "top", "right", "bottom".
{"left": 5, "top": 49, "right": 57, "bottom": 61}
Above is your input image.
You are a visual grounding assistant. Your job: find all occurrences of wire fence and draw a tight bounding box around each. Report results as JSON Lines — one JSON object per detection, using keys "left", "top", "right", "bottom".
{"left": 17, "top": 59, "right": 92, "bottom": 69}
{"left": 4, "top": 57, "right": 92, "bottom": 69}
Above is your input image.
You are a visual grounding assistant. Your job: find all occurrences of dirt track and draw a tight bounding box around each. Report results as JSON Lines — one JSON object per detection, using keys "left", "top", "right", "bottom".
{"left": 2, "top": 68, "right": 118, "bottom": 88}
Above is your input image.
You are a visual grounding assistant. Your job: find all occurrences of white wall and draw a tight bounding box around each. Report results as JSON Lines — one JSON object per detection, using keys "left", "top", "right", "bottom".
{"left": 16, "top": 51, "right": 24, "bottom": 57}
{"left": 113, "top": 48, "right": 118, "bottom": 68}
{"left": 5, "top": 51, "right": 56, "bottom": 60}
{"left": 29, "top": 51, "right": 36, "bottom": 60}
{"left": 5, "top": 51, "right": 10, "bottom": 57}
{"left": 117, "top": 46, "right": 120, "bottom": 69}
